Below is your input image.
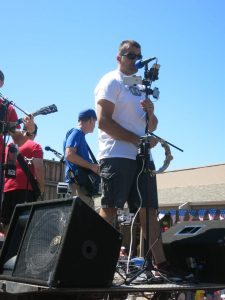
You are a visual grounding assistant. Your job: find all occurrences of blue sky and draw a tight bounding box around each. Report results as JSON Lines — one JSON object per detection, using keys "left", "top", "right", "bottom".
{"left": 1, "top": 0, "right": 225, "bottom": 171}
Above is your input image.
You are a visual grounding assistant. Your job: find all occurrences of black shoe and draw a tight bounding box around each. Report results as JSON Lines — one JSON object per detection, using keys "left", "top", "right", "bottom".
{"left": 156, "top": 262, "right": 194, "bottom": 282}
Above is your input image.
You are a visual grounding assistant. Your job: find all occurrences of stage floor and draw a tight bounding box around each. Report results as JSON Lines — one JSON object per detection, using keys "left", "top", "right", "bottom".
{"left": 0, "top": 279, "right": 225, "bottom": 299}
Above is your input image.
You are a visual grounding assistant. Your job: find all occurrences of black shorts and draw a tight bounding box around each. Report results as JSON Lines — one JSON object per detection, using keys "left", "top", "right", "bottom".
{"left": 1, "top": 190, "right": 36, "bottom": 225}
{"left": 99, "top": 157, "right": 158, "bottom": 210}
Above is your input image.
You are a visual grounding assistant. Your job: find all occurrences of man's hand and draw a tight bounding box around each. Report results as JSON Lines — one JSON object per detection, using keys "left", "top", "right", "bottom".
{"left": 140, "top": 98, "right": 154, "bottom": 116}
{"left": 90, "top": 163, "right": 100, "bottom": 175}
{"left": 149, "top": 136, "right": 159, "bottom": 148}
{"left": 23, "top": 115, "right": 35, "bottom": 134}
{"left": 140, "top": 98, "right": 158, "bottom": 132}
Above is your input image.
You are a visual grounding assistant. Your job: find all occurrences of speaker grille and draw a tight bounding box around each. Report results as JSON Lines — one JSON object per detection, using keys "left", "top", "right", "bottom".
{"left": 13, "top": 202, "right": 71, "bottom": 282}
{"left": 0, "top": 197, "right": 122, "bottom": 287}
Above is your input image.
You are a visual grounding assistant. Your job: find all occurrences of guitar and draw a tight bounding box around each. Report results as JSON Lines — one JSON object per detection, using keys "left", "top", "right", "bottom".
{"left": 0, "top": 104, "right": 58, "bottom": 134}
{"left": 17, "top": 104, "right": 58, "bottom": 125}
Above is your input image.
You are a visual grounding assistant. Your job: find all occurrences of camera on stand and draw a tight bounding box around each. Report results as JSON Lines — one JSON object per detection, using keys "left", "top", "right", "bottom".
{"left": 142, "top": 63, "right": 160, "bottom": 100}
{"left": 57, "top": 182, "right": 71, "bottom": 198}
{"left": 144, "top": 63, "right": 160, "bottom": 81}
{"left": 123, "top": 60, "right": 160, "bottom": 100}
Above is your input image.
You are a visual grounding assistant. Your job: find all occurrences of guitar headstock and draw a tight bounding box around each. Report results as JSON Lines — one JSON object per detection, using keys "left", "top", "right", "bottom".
{"left": 33, "top": 104, "right": 58, "bottom": 117}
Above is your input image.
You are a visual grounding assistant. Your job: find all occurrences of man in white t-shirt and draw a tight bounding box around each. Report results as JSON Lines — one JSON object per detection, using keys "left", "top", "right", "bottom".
{"left": 95, "top": 40, "right": 191, "bottom": 280}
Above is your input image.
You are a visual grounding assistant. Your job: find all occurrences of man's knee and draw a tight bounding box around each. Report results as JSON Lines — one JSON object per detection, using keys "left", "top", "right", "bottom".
{"left": 99, "top": 207, "right": 117, "bottom": 225}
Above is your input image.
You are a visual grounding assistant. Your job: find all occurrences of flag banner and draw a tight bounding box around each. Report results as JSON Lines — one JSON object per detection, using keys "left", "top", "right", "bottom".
{"left": 178, "top": 209, "right": 186, "bottom": 222}
{"left": 208, "top": 208, "right": 217, "bottom": 220}
{"left": 188, "top": 209, "right": 197, "bottom": 221}
{"left": 219, "top": 209, "right": 225, "bottom": 220}
{"left": 158, "top": 208, "right": 225, "bottom": 223}
{"left": 170, "top": 209, "right": 177, "bottom": 224}
{"left": 198, "top": 209, "right": 207, "bottom": 221}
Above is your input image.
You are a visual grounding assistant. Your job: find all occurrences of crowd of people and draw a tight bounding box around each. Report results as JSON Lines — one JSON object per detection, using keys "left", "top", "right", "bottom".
{"left": 0, "top": 39, "right": 192, "bottom": 281}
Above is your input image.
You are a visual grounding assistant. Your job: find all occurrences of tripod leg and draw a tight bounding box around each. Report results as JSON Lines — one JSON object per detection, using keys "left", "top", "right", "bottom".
{"left": 139, "top": 208, "right": 166, "bottom": 266}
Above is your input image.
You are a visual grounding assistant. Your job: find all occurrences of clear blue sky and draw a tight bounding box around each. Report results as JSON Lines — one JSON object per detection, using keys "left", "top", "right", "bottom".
{"left": 1, "top": 0, "right": 225, "bottom": 171}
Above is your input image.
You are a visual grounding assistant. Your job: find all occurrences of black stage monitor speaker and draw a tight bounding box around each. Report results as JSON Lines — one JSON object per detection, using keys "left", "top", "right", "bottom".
{"left": 0, "top": 197, "right": 122, "bottom": 288}
{"left": 162, "top": 220, "right": 225, "bottom": 284}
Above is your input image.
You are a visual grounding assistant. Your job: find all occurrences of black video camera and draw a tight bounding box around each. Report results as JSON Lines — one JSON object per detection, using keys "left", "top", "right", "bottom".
{"left": 144, "top": 63, "right": 160, "bottom": 82}
{"left": 142, "top": 63, "right": 160, "bottom": 100}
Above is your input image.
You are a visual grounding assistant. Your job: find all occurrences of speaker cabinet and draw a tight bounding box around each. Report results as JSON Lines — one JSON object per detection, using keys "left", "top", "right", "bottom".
{"left": 162, "top": 220, "right": 225, "bottom": 284}
{"left": 0, "top": 197, "right": 122, "bottom": 288}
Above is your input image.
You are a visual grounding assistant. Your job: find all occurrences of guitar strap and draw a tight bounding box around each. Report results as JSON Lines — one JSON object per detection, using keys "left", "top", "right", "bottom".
{"left": 87, "top": 144, "right": 98, "bottom": 164}
{"left": 17, "top": 153, "right": 41, "bottom": 197}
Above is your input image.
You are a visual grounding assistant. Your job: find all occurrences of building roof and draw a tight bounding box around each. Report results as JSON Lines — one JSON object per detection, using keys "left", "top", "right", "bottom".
{"left": 157, "top": 163, "right": 225, "bottom": 209}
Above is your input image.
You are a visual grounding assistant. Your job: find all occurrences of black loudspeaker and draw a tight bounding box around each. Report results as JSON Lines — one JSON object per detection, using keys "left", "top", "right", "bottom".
{"left": 162, "top": 220, "right": 225, "bottom": 284}
{"left": 0, "top": 197, "right": 122, "bottom": 288}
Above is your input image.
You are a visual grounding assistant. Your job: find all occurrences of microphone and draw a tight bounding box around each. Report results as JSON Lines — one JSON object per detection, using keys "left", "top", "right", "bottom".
{"left": 45, "top": 146, "right": 54, "bottom": 152}
{"left": 135, "top": 57, "right": 156, "bottom": 69}
{"left": 45, "top": 146, "right": 63, "bottom": 160}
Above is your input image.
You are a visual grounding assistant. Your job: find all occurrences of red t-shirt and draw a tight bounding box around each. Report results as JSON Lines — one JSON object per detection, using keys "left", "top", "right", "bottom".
{"left": 0, "top": 100, "right": 20, "bottom": 161}
{"left": 4, "top": 140, "right": 43, "bottom": 192}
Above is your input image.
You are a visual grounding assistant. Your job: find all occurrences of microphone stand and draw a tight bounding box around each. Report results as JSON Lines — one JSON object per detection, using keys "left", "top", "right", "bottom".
{"left": 45, "top": 147, "right": 64, "bottom": 182}
{"left": 0, "top": 93, "right": 31, "bottom": 118}
{"left": 126, "top": 61, "right": 182, "bottom": 285}
{"left": 125, "top": 63, "right": 157, "bottom": 285}
{"left": 0, "top": 99, "right": 12, "bottom": 225}
{"left": 125, "top": 62, "right": 184, "bottom": 285}
{"left": 142, "top": 63, "right": 156, "bottom": 281}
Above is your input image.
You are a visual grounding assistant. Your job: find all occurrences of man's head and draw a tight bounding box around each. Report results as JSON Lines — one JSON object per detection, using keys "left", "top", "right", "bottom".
{"left": 117, "top": 40, "right": 142, "bottom": 76}
{"left": 78, "top": 109, "right": 97, "bottom": 134}
{"left": 0, "top": 70, "right": 4, "bottom": 88}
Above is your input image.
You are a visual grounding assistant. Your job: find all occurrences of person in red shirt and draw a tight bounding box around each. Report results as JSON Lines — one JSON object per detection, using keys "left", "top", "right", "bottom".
{"left": 1, "top": 124, "right": 44, "bottom": 232}
{"left": 0, "top": 70, "right": 37, "bottom": 228}
{"left": 0, "top": 70, "right": 36, "bottom": 160}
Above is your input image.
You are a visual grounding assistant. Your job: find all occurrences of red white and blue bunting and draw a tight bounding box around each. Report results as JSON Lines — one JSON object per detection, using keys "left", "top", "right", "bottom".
{"left": 158, "top": 208, "right": 225, "bottom": 223}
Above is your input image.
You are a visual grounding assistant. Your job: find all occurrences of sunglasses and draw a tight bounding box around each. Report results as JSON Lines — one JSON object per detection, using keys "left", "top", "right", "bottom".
{"left": 122, "top": 52, "right": 143, "bottom": 60}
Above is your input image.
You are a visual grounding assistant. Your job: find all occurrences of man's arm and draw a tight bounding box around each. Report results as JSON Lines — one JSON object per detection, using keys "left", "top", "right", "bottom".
{"left": 65, "top": 147, "right": 99, "bottom": 174}
{"left": 33, "top": 158, "right": 45, "bottom": 193}
{"left": 97, "top": 99, "right": 140, "bottom": 146}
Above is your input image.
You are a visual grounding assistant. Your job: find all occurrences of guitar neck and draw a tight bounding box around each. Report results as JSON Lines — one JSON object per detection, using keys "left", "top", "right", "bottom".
{"left": 16, "top": 104, "right": 57, "bottom": 125}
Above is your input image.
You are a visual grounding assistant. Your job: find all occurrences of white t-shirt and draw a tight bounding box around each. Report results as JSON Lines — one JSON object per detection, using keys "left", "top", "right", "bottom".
{"left": 95, "top": 69, "right": 150, "bottom": 160}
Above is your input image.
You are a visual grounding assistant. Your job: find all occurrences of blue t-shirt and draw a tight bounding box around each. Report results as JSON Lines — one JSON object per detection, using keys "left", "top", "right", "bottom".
{"left": 63, "top": 128, "right": 92, "bottom": 183}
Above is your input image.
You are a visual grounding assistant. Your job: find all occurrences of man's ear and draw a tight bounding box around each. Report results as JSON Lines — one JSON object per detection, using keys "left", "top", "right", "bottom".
{"left": 116, "top": 55, "right": 121, "bottom": 63}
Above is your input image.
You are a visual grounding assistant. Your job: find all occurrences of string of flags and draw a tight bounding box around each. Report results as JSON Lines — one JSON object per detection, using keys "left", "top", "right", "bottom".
{"left": 117, "top": 208, "right": 225, "bottom": 226}
{"left": 159, "top": 208, "right": 225, "bottom": 224}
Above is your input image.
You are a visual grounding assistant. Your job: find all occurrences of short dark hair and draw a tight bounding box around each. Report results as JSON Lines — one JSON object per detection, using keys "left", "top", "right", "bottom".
{"left": 0, "top": 70, "right": 4, "bottom": 82}
{"left": 118, "top": 40, "right": 141, "bottom": 55}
